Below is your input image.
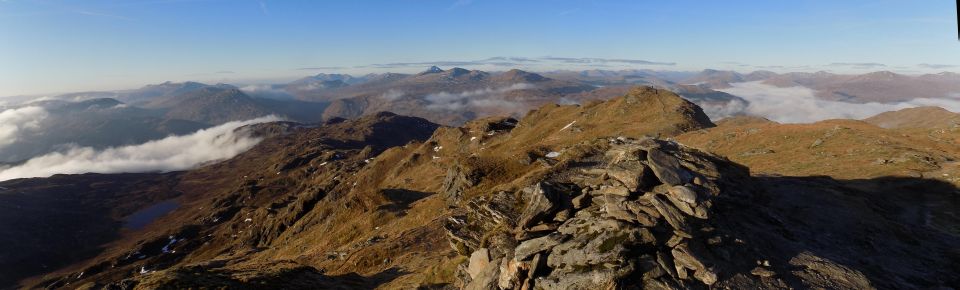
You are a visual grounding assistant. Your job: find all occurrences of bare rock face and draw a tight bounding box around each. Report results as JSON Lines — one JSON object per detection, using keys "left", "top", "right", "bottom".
{"left": 445, "top": 137, "right": 752, "bottom": 289}
{"left": 441, "top": 161, "right": 483, "bottom": 204}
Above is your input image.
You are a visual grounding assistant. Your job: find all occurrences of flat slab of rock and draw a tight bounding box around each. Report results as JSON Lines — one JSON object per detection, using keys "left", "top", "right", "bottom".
{"left": 468, "top": 248, "right": 492, "bottom": 280}
{"left": 647, "top": 149, "right": 690, "bottom": 186}
{"left": 514, "top": 233, "right": 565, "bottom": 261}
{"left": 667, "top": 185, "right": 698, "bottom": 204}
{"left": 672, "top": 243, "right": 717, "bottom": 285}
{"left": 648, "top": 194, "right": 692, "bottom": 235}
{"left": 605, "top": 160, "right": 648, "bottom": 191}
{"left": 518, "top": 183, "right": 561, "bottom": 230}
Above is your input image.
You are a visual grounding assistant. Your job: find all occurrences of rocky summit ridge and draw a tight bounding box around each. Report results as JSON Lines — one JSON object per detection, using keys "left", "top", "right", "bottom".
{"left": 446, "top": 137, "right": 752, "bottom": 289}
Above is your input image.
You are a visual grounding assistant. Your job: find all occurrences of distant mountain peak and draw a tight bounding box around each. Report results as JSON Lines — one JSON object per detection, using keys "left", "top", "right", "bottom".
{"left": 422, "top": 66, "right": 444, "bottom": 74}
{"left": 447, "top": 67, "right": 470, "bottom": 76}
{"left": 853, "top": 70, "right": 904, "bottom": 81}
{"left": 863, "top": 70, "right": 898, "bottom": 77}
{"left": 494, "top": 69, "right": 548, "bottom": 82}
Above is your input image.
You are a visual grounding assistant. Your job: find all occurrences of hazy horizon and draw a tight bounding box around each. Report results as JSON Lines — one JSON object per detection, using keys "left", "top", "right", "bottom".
{"left": 4, "top": 65, "right": 960, "bottom": 98}
{"left": 2, "top": 0, "right": 958, "bottom": 96}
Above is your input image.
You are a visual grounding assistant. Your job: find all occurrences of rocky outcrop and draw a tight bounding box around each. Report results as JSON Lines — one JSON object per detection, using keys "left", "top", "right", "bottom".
{"left": 445, "top": 137, "right": 752, "bottom": 289}
{"left": 441, "top": 161, "right": 483, "bottom": 204}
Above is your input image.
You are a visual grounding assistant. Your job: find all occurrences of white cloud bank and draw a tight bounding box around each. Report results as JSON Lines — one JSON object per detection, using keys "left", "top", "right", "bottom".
{"left": 0, "top": 116, "right": 280, "bottom": 181}
{"left": 0, "top": 106, "right": 48, "bottom": 150}
{"left": 379, "top": 89, "right": 406, "bottom": 101}
{"left": 695, "top": 99, "right": 749, "bottom": 121}
{"left": 425, "top": 83, "right": 533, "bottom": 111}
{"left": 718, "top": 82, "right": 960, "bottom": 123}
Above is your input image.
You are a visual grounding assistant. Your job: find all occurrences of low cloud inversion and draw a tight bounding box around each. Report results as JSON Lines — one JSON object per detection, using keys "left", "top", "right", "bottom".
{"left": 0, "top": 106, "right": 48, "bottom": 150}
{"left": 718, "top": 82, "right": 960, "bottom": 123}
{"left": 0, "top": 116, "right": 280, "bottom": 181}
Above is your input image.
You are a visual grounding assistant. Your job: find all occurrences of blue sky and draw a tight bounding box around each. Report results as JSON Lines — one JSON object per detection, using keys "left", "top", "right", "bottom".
{"left": 0, "top": 0, "right": 958, "bottom": 96}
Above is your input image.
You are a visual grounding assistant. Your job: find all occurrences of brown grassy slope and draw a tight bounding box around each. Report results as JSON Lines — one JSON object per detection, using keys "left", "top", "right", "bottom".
{"left": 676, "top": 116, "right": 960, "bottom": 184}
{"left": 21, "top": 114, "right": 440, "bottom": 289}
{"left": 863, "top": 106, "right": 960, "bottom": 129}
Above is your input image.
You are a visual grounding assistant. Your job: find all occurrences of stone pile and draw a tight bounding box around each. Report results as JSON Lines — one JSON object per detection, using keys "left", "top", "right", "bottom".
{"left": 445, "top": 137, "right": 751, "bottom": 289}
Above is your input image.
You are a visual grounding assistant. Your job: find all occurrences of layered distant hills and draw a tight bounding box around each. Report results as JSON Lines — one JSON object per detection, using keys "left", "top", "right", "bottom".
{"left": 283, "top": 67, "right": 960, "bottom": 125}
{"left": 5, "top": 66, "right": 960, "bottom": 166}
{"left": 5, "top": 67, "right": 960, "bottom": 163}
{"left": 289, "top": 67, "right": 596, "bottom": 125}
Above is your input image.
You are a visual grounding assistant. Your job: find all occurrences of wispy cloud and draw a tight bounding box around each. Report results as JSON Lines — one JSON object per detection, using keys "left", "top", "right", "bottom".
{"left": 827, "top": 62, "right": 886, "bottom": 69}
{"left": 425, "top": 83, "right": 533, "bottom": 111}
{"left": 256, "top": 0, "right": 269, "bottom": 15}
{"left": 449, "top": 0, "right": 473, "bottom": 9}
{"left": 75, "top": 9, "right": 134, "bottom": 20}
{"left": 363, "top": 60, "right": 521, "bottom": 69}
{"left": 27, "top": 0, "right": 135, "bottom": 20}
{"left": 358, "top": 56, "right": 673, "bottom": 70}
{"left": 750, "top": 65, "right": 813, "bottom": 71}
{"left": 918, "top": 63, "right": 958, "bottom": 69}
{"left": 378, "top": 89, "right": 405, "bottom": 101}
{"left": 720, "top": 61, "right": 751, "bottom": 67}
{"left": 114, "top": 0, "right": 218, "bottom": 7}
{"left": 239, "top": 85, "right": 294, "bottom": 100}
{"left": 541, "top": 57, "right": 675, "bottom": 66}
{"left": 187, "top": 71, "right": 236, "bottom": 76}
{"left": 484, "top": 56, "right": 540, "bottom": 63}
{"left": 557, "top": 8, "right": 579, "bottom": 16}
{"left": 296, "top": 66, "right": 348, "bottom": 70}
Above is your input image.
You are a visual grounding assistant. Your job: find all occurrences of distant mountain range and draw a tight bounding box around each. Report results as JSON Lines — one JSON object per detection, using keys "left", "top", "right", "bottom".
{"left": 4, "top": 67, "right": 960, "bottom": 163}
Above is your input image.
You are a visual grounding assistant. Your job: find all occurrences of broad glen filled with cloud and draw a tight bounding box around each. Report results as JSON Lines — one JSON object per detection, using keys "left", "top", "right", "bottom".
{"left": 0, "top": 1, "right": 958, "bottom": 289}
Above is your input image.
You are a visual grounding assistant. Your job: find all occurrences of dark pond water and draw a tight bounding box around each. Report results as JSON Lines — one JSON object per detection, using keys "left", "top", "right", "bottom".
{"left": 124, "top": 200, "right": 179, "bottom": 230}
